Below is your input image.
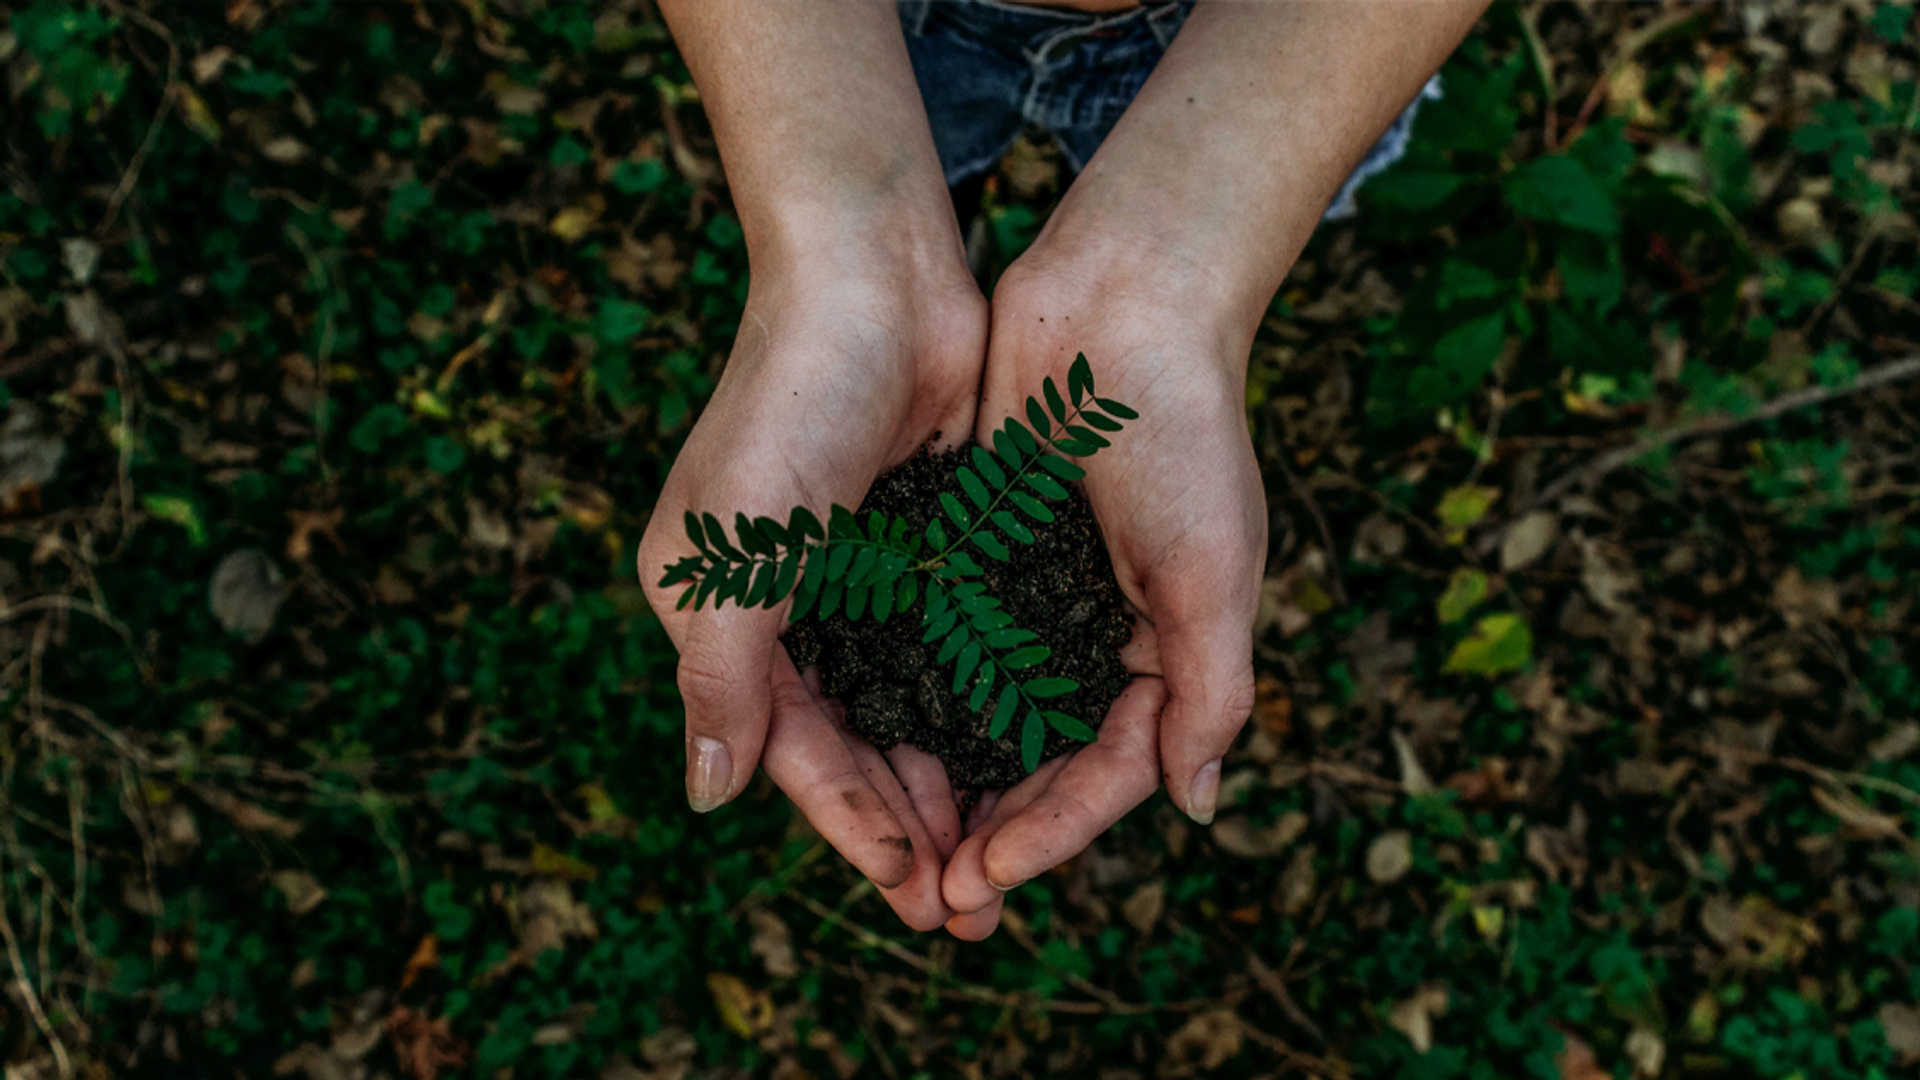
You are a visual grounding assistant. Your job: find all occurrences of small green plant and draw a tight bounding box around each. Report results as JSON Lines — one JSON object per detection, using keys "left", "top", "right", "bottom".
{"left": 659, "top": 355, "right": 1135, "bottom": 772}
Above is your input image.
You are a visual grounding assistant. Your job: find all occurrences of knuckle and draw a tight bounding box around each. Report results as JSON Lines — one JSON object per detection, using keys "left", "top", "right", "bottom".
{"left": 676, "top": 657, "right": 741, "bottom": 715}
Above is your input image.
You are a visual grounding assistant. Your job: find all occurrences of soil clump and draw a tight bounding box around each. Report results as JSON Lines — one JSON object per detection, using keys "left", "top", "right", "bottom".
{"left": 784, "top": 448, "right": 1132, "bottom": 792}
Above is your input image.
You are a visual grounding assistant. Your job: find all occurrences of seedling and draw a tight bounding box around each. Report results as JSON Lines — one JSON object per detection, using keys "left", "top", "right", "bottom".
{"left": 659, "top": 355, "right": 1135, "bottom": 772}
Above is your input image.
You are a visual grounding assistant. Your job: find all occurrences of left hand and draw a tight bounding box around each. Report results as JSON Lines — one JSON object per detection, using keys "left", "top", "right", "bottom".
{"left": 940, "top": 234, "right": 1268, "bottom": 939}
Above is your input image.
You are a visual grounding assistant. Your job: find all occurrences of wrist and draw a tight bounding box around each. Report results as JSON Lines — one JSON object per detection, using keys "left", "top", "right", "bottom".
{"left": 1029, "top": 182, "right": 1303, "bottom": 351}
{"left": 1012, "top": 210, "right": 1268, "bottom": 376}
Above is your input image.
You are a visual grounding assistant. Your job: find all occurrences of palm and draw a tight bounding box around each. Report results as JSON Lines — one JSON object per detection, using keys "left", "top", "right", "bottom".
{"left": 939, "top": 264, "right": 1265, "bottom": 938}
{"left": 639, "top": 275, "right": 986, "bottom": 931}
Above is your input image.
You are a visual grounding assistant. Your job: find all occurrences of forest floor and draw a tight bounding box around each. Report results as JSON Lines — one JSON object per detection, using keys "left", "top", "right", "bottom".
{"left": 4, "top": 1, "right": 1920, "bottom": 1078}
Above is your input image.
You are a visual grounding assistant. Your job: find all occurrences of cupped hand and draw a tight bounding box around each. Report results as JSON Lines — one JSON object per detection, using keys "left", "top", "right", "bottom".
{"left": 941, "top": 242, "right": 1267, "bottom": 938}
{"left": 638, "top": 239, "right": 986, "bottom": 931}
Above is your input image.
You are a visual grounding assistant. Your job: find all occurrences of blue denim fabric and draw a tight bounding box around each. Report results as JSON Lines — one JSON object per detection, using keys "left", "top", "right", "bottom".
{"left": 898, "top": 0, "right": 1441, "bottom": 222}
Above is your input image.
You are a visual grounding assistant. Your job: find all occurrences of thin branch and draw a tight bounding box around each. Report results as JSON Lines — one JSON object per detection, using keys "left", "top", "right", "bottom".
{"left": 1483, "top": 354, "right": 1920, "bottom": 556}
{"left": 0, "top": 845, "right": 73, "bottom": 1079}
{"left": 96, "top": 2, "right": 180, "bottom": 239}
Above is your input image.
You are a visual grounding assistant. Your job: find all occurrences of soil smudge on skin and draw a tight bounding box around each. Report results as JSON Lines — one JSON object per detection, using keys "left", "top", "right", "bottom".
{"left": 784, "top": 449, "right": 1132, "bottom": 793}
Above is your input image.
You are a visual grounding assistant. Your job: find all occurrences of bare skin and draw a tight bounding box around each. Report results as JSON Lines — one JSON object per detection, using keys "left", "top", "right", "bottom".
{"left": 642, "top": 0, "right": 1490, "bottom": 939}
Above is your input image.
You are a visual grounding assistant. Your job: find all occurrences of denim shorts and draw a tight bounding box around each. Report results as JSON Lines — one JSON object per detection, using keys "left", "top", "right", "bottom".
{"left": 899, "top": 0, "right": 1441, "bottom": 221}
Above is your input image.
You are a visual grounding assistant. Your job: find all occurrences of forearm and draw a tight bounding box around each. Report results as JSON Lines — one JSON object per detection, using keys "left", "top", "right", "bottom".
{"left": 1039, "top": 0, "right": 1489, "bottom": 337}
{"left": 657, "top": 0, "right": 960, "bottom": 269}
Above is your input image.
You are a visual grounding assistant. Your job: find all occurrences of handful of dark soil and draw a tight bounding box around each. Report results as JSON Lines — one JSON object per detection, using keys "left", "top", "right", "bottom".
{"left": 784, "top": 449, "right": 1132, "bottom": 791}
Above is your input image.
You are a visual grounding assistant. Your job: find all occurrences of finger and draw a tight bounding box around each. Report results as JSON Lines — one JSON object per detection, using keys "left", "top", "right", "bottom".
{"left": 887, "top": 743, "right": 963, "bottom": 862}
{"left": 843, "top": 735, "right": 953, "bottom": 932}
{"left": 945, "top": 895, "right": 1003, "bottom": 942}
{"left": 963, "top": 789, "right": 1003, "bottom": 835}
{"left": 761, "top": 659, "right": 917, "bottom": 889}
{"left": 941, "top": 752, "right": 1074, "bottom": 915}
{"left": 981, "top": 678, "right": 1165, "bottom": 891}
{"left": 1151, "top": 581, "right": 1258, "bottom": 827}
{"left": 675, "top": 609, "right": 784, "bottom": 812}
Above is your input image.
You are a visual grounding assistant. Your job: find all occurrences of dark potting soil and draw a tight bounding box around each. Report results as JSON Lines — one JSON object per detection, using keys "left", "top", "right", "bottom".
{"left": 783, "top": 449, "right": 1133, "bottom": 792}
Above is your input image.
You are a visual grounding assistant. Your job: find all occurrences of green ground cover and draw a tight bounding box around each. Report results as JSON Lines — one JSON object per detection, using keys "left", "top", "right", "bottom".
{"left": 3, "top": 2, "right": 1920, "bottom": 1077}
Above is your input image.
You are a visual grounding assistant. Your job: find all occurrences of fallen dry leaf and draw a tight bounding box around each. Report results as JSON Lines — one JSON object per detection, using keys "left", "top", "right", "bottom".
{"left": 1366, "top": 830, "right": 1414, "bottom": 883}
{"left": 706, "top": 972, "right": 773, "bottom": 1039}
{"left": 1555, "top": 1029, "right": 1608, "bottom": 1080}
{"left": 385, "top": 1006, "right": 470, "bottom": 1080}
{"left": 1389, "top": 983, "right": 1450, "bottom": 1053}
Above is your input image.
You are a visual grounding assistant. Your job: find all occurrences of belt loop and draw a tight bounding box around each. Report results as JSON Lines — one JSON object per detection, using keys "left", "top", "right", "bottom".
{"left": 1145, "top": 1, "right": 1191, "bottom": 49}
{"left": 898, "top": 0, "right": 931, "bottom": 38}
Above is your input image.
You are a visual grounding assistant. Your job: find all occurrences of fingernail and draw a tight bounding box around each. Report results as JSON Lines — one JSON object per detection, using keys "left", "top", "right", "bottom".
{"left": 988, "top": 875, "right": 1026, "bottom": 892}
{"left": 687, "top": 736, "right": 732, "bottom": 813}
{"left": 1186, "top": 758, "right": 1222, "bottom": 826}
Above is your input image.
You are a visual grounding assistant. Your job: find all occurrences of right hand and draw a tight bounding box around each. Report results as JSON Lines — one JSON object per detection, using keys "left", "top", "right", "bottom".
{"left": 637, "top": 231, "right": 986, "bottom": 931}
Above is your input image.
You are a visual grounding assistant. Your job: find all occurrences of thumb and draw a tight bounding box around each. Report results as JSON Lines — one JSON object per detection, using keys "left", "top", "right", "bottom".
{"left": 675, "top": 607, "right": 782, "bottom": 812}
{"left": 1151, "top": 581, "right": 1257, "bottom": 827}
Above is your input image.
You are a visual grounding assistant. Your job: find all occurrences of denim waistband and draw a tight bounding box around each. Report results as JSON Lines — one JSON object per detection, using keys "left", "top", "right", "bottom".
{"left": 900, "top": 0, "right": 1188, "bottom": 52}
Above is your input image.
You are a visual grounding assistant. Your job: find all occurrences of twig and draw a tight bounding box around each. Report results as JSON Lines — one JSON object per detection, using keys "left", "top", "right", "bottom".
{"left": 1273, "top": 455, "right": 1347, "bottom": 607}
{"left": 996, "top": 908, "right": 1138, "bottom": 1012}
{"left": 1800, "top": 232, "right": 1880, "bottom": 337}
{"left": 0, "top": 845, "right": 73, "bottom": 1079}
{"left": 788, "top": 890, "right": 1230, "bottom": 1016}
{"left": 1248, "top": 952, "right": 1329, "bottom": 1047}
{"left": 1240, "top": 1023, "right": 1349, "bottom": 1080}
{"left": 1517, "top": 3, "right": 1556, "bottom": 147}
{"left": 96, "top": 3, "right": 179, "bottom": 239}
{"left": 1482, "top": 354, "right": 1920, "bottom": 555}
{"left": 284, "top": 225, "right": 338, "bottom": 475}
{"left": 1560, "top": 6, "right": 1710, "bottom": 148}
{"left": 1698, "top": 743, "right": 1920, "bottom": 812}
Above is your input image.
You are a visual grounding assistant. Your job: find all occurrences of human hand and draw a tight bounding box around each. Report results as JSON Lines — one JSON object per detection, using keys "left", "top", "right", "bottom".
{"left": 941, "top": 237, "right": 1267, "bottom": 938}
{"left": 637, "top": 232, "right": 986, "bottom": 931}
